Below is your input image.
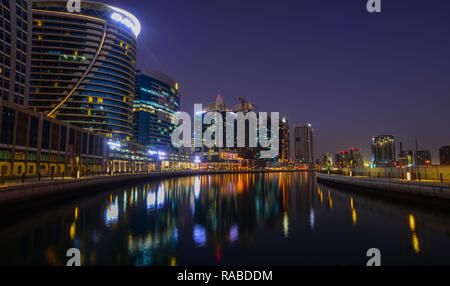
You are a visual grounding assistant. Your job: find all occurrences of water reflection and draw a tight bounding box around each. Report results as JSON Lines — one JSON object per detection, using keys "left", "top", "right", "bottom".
{"left": 0, "top": 172, "right": 449, "bottom": 265}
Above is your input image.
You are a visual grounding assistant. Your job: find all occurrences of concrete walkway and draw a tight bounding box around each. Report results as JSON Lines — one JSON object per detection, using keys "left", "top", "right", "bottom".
{"left": 316, "top": 173, "right": 450, "bottom": 200}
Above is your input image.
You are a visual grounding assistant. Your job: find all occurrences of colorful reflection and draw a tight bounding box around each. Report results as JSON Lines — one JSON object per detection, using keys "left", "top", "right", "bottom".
{"left": 0, "top": 172, "right": 448, "bottom": 265}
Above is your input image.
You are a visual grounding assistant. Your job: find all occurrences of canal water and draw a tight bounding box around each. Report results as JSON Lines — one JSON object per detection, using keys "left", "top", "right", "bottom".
{"left": 0, "top": 172, "right": 449, "bottom": 266}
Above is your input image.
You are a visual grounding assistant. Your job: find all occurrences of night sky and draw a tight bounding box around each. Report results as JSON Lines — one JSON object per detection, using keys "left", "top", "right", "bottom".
{"left": 103, "top": 0, "right": 450, "bottom": 162}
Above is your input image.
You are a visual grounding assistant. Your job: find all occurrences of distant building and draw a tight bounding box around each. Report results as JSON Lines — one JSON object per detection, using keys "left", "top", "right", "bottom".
{"left": 133, "top": 69, "right": 180, "bottom": 152}
{"left": 294, "top": 123, "right": 314, "bottom": 164}
{"left": 371, "top": 135, "right": 396, "bottom": 167}
{"left": 322, "top": 153, "right": 333, "bottom": 169}
{"left": 334, "top": 148, "right": 362, "bottom": 168}
{"left": 440, "top": 146, "right": 450, "bottom": 165}
{"left": 398, "top": 142, "right": 413, "bottom": 167}
{"left": 349, "top": 148, "right": 363, "bottom": 168}
{"left": 414, "top": 150, "right": 432, "bottom": 166}
{"left": 335, "top": 150, "right": 349, "bottom": 168}
{"left": 399, "top": 150, "right": 414, "bottom": 167}
{"left": 278, "top": 117, "right": 290, "bottom": 162}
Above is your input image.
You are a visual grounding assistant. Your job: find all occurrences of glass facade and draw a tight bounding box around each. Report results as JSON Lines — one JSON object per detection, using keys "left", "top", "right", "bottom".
{"left": 0, "top": 0, "right": 31, "bottom": 106}
{"left": 29, "top": 1, "right": 139, "bottom": 141}
{"left": 133, "top": 70, "right": 180, "bottom": 152}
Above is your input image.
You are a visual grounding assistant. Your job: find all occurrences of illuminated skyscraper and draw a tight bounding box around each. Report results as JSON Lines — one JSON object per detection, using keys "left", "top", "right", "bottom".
{"left": 0, "top": 0, "right": 31, "bottom": 106}
{"left": 29, "top": 1, "right": 140, "bottom": 140}
{"left": 294, "top": 123, "right": 314, "bottom": 164}
{"left": 278, "top": 117, "right": 290, "bottom": 162}
{"left": 371, "top": 135, "right": 396, "bottom": 167}
{"left": 348, "top": 148, "right": 363, "bottom": 168}
{"left": 133, "top": 69, "right": 180, "bottom": 151}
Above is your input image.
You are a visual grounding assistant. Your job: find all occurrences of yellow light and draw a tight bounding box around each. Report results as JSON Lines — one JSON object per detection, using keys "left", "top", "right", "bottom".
{"left": 74, "top": 50, "right": 78, "bottom": 56}
{"left": 70, "top": 222, "right": 76, "bottom": 240}
{"left": 407, "top": 172, "right": 412, "bottom": 181}
{"left": 328, "top": 191, "right": 332, "bottom": 209}
{"left": 74, "top": 207, "right": 78, "bottom": 220}
{"left": 412, "top": 233, "right": 420, "bottom": 253}
{"left": 175, "top": 82, "right": 179, "bottom": 90}
{"left": 88, "top": 96, "right": 93, "bottom": 103}
{"left": 352, "top": 209, "right": 357, "bottom": 225}
{"left": 409, "top": 214, "right": 416, "bottom": 232}
{"left": 170, "top": 257, "right": 177, "bottom": 266}
{"left": 350, "top": 197, "right": 354, "bottom": 209}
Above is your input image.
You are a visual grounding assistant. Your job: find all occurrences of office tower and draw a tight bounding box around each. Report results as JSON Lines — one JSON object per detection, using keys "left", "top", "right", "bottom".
{"left": 335, "top": 150, "right": 349, "bottom": 168}
{"left": 440, "top": 146, "right": 450, "bottom": 165}
{"left": 294, "top": 123, "right": 314, "bottom": 164}
{"left": 29, "top": 1, "right": 140, "bottom": 140}
{"left": 322, "top": 153, "right": 333, "bottom": 169}
{"left": 348, "top": 147, "right": 363, "bottom": 168}
{"left": 414, "top": 150, "right": 432, "bottom": 166}
{"left": 233, "top": 97, "right": 258, "bottom": 160}
{"left": 133, "top": 69, "right": 180, "bottom": 151}
{"left": 371, "top": 135, "right": 396, "bottom": 167}
{"left": 0, "top": 0, "right": 31, "bottom": 106}
{"left": 278, "top": 117, "right": 290, "bottom": 162}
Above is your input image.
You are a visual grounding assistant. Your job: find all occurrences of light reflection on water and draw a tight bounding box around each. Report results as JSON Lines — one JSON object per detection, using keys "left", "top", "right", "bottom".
{"left": 0, "top": 172, "right": 449, "bottom": 266}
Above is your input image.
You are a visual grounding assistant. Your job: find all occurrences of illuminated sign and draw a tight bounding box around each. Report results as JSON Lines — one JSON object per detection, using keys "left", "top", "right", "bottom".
{"left": 108, "top": 6, "right": 141, "bottom": 38}
{"left": 107, "top": 140, "right": 121, "bottom": 150}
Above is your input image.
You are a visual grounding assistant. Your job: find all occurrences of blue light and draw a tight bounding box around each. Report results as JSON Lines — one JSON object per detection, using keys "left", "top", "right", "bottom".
{"left": 108, "top": 6, "right": 141, "bottom": 38}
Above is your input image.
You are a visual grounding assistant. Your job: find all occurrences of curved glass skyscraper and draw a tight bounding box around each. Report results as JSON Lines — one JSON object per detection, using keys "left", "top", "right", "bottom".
{"left": 133, "top": 69, "right": 180, "bottom": 151}
{"left": 29, "top": 1, "right": 140, "bottom": 141}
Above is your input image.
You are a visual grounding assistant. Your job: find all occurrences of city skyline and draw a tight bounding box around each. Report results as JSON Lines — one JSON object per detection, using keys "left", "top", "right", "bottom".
{"left": 0, "top": 0, "right": 449, "bottom": 269}
{"left": 101, "top": 0, "right": 450, "bottom": 163}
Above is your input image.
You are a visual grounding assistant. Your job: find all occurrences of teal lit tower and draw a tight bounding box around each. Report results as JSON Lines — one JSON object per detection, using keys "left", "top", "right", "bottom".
{"left": 133, "top": 69, "right": 180, "bottom": 151}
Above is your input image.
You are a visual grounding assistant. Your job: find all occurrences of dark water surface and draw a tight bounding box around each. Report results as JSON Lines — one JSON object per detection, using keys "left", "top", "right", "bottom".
{"left": 0, "top": 172, "right": 449, "bottom": 265}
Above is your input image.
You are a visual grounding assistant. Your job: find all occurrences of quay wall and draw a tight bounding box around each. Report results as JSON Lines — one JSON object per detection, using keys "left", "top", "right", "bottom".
{"left": 316, "top": 173, "right": 450, "bottom": 201}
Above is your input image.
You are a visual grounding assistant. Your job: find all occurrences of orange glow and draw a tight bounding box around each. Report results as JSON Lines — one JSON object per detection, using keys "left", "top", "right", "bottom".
{"left": 409, "top": 214, "right": 416, "bottom": 232}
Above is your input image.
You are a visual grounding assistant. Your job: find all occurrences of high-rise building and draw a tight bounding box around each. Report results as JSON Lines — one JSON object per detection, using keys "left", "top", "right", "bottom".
{"left": 133, "top": 69, "right": 180, "bottom": 152}
{"left": 29, "top": 1, "right": 140, "bottom": 141}
{"left": 0, "top": 0, "right": 31, "bottom": 106}
{"left": 414, "top": 150, "right": 432, "bottom": 166}
{"left": 278, "top": 117, "right": 290, "bottom": 162}
{"left": 399, "top": 150, "right": 414, "bottom": 167}
{"left": 440, "top": 146, "right": 450, "bottom": 165}
{"left": 322, "top": 153, "right": 333, "bottom": 169}
{"left": 335, "top": 148, "right": 362, "bottom": 168}
{"left": 348, "top": 148, "right": 363, "bottom": 168}
{"left": 398, "top": 142, "right": 413, "bottom": 167}
{"left": 294, "top": 123, "right": 314, "bottom": 164}
{"left": 371, "top": 135, "right": 396, "bottom": 167}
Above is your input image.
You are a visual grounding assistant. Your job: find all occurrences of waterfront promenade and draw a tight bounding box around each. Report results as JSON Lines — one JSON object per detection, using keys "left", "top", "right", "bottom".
{"left": 317, "top": 173, "right": 450, "bottom": 201}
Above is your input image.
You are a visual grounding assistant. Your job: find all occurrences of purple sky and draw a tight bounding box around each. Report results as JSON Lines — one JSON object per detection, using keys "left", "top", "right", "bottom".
{"left": 103, "top": 0, "right": 450, "bottom": 163}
